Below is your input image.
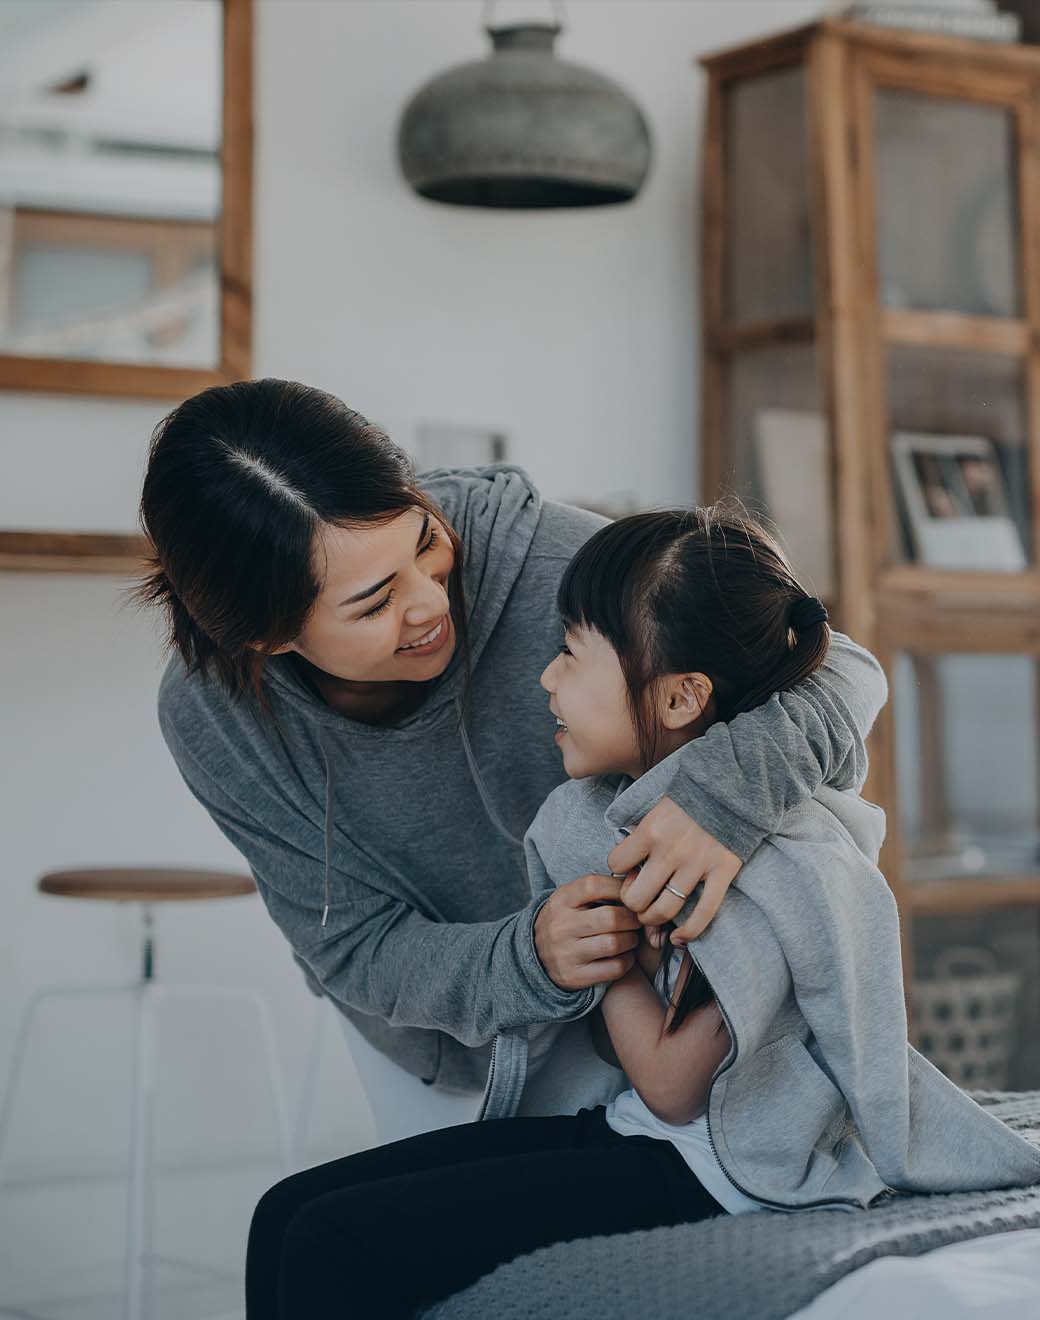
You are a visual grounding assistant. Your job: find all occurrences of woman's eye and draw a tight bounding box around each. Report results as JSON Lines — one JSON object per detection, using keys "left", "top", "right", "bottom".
{"left": 558, "top": 644, "right": 572, "bottom": 657}
{"left": 363, "top": 590, "right": 394, "bottom": 619}
{"left": 420, "top": 527, "right": 439, "bottom": 555}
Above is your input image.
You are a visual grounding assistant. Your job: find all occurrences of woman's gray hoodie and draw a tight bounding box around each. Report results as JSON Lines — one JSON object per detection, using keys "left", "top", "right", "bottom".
{"left": 158, "top": 464, "right": 888, "bottom": 1092}
{"left": 481, "top": 757, "right": 1040, "bottom": 1211}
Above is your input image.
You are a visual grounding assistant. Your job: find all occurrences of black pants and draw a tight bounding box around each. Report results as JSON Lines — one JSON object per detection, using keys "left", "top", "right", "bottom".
{"left": 246, "top": 1105, "right": 726, "bottom": 1319}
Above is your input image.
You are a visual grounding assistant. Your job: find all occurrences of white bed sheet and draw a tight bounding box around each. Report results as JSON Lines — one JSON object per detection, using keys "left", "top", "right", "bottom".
{"left": 789, "top": 1228, "right": 1040, "bottom": 1320}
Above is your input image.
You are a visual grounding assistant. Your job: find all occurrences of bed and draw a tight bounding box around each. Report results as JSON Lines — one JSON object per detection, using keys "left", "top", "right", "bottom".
{"left": 423, "top": 1089, "right": 1040, "bottom": 1320}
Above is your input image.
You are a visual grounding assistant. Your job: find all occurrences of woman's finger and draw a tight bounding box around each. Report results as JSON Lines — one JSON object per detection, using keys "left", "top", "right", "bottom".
{"left": 637, "top": 872, "right": 696, "bottom": 929}
{"left": 618, "top": 852, "right": 679, "bottom": 916}
{"left": 580, "top": 931, "right": 641, "bottom": 961}
{"left": 670, "top": 869, "right": 732, "bottom": 943}
{"left": 607, "top": 828, "right": 649, "bottom": 878}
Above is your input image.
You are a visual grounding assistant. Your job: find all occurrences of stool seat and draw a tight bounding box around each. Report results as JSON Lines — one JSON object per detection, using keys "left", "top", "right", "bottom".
{"left": 38, "top": 867, "right": 256, "bottom": 903}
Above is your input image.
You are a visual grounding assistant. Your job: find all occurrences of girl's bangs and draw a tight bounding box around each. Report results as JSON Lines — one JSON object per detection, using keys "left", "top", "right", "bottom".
{"left": 556, "top": 522, "right": 640, "bottom": 648}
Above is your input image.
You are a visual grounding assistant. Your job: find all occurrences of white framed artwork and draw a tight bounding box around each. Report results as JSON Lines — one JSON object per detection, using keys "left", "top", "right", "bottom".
{"left": 415, "top": 425, "right": 507, "bottom": 473}
{"left": 890, "top": 431, "right": 1026, "bottom": 572}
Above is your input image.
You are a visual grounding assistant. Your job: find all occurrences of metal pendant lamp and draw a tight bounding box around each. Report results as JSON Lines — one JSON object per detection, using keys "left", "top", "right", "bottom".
{"left": 397, "top": 4, "right": 651, "bottom": 209}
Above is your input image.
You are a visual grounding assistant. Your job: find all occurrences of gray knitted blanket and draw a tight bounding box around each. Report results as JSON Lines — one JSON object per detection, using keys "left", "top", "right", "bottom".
{"left": 423, "top": 1090, "right": 1040, "bottom": 1320}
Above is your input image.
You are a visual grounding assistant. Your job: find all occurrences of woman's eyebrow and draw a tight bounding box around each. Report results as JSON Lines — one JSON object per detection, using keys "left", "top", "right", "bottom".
{"left": 339, "top": 512, "right": 430, "bottom": 607}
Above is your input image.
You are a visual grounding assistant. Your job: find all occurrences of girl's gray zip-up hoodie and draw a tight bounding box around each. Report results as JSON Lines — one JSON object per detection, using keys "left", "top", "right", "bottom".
{"left": 158, "top": 464, "right": 888, "bottom": 1092}
{"left": 481, "top": 759, "right": 1040, "bottom": 1211}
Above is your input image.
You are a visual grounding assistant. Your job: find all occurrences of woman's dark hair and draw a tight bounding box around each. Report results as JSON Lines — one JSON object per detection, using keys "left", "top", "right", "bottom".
{"left": 557, "top": 500, "right": 831, "bottom": 1033}
{"left": 135, "top": 378, "right": 470, "bottom": 711}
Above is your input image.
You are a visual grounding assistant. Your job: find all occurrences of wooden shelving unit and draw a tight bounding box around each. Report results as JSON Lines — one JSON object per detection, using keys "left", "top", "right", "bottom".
{"left": 0, "top": 532, "right": 148, "bottom": 575}
{"left": 699, "top": 17, "right": 1040, "bottom": 1053}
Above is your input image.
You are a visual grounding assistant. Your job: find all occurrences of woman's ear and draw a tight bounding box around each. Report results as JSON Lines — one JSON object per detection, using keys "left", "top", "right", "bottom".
{"left": 659, "top": 672, "right": 713, "bottom": 731}
{"left": 247, "top": 640, "right": 295, "bottom": 655}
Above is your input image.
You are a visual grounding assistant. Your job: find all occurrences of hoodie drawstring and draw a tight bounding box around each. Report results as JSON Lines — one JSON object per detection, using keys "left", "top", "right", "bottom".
{"left": 318, "top": 729, "right": 334, "bottom": 928}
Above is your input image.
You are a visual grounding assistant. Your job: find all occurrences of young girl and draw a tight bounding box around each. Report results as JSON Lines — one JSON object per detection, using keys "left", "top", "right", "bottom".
{"left": 246, "top": 504, "right": 1040, "bottom": 1319}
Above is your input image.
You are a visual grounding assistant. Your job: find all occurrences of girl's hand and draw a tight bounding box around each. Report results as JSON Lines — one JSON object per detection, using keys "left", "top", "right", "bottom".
{"left": 608, "top": 796, "right": 741, "bottom": 945}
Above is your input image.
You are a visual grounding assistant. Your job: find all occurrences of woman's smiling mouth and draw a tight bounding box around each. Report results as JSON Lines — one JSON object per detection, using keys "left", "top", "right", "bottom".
{"left": 396, "top": 615, "right": 450, "bottom": 657}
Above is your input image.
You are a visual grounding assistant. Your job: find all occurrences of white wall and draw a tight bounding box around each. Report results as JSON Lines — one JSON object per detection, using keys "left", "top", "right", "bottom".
{"left": 0, "top": 1, "right": 826, "bottom": 1308}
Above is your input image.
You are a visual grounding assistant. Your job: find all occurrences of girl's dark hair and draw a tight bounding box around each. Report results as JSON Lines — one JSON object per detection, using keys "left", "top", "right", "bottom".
{"left": 557, "top": 500, "right": 831, "bottom": 1033}
{"left": 135, "top": 378, "right": 470, "bottom": 711}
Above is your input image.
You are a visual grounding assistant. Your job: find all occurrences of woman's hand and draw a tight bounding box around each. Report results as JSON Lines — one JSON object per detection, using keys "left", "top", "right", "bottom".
{"left": 533, "top": 874, "right": 642, "bottom": 990}
{"left": 607, "top": 796, "right": 742, "bottom": 945}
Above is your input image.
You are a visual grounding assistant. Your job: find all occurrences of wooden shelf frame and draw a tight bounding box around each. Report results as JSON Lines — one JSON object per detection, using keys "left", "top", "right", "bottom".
{"left": 699, "top": 18, "right": 1040, "bottom": 997}
{"left": 907, "top": 875, "right": 1040, "bottom": 916}
{"left": 0, "top": 531, "right": 149, "bottom": 575}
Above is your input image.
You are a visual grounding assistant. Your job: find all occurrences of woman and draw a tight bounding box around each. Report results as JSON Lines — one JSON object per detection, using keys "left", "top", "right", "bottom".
{"left": 138, "top": 377, "right": 887, "bottom": 1096}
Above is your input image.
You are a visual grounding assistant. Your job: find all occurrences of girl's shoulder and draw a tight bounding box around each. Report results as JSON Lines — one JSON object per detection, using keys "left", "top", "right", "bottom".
{"left": 525, "top": 775, "right": 625, "bottom": 883}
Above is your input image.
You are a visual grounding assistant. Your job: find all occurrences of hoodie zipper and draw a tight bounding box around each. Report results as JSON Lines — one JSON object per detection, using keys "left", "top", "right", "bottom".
{"left": 694, "top": 953, "right": 864, "bottom": 1213}
{"left": 477, "top": 1035, "right": 499, "bottom": 1122}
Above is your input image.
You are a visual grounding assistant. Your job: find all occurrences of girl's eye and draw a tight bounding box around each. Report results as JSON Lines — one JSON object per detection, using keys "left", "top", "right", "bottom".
{"left": 363, "top": 590, "right": 395, "bottom": 619}
{"left": 558, "top": 644, "right": 572, "bottom": 657}
{"left": 421, "top": 527, "right": 439, "bottom": 555}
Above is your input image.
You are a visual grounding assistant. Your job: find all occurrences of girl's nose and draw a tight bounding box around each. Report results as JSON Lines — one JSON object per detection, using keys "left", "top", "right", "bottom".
{"left": 539, "top": 660, "right": 555, "bottom": 692}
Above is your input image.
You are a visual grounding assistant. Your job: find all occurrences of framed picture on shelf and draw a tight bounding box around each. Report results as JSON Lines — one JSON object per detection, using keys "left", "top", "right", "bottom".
{"left": 753, "top": 408, "right": 835, "bottom": 599}
{"left": 890, "top": 431, "right": 1026, "bottom": 571}
{"left": 414, "top": 424, "right": 507, "bottom": 473}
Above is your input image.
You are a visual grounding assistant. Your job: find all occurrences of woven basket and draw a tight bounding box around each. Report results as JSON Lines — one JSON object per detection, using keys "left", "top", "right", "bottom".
{"left": 911, "top": 946, "right": 1021, "bottom": 1089}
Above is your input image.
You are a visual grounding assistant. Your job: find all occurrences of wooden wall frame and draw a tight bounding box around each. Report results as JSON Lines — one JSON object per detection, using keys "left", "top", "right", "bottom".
{"left": 0, "top": 0, "right": 252, "bottom": 574}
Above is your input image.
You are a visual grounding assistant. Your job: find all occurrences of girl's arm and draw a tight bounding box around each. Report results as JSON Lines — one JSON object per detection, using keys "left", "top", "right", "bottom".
{"left": 589, "top": 929, "right": 673, "bottom": 1070}
{"left": 599, "top": 952, "right": 732, "bottom": 1126}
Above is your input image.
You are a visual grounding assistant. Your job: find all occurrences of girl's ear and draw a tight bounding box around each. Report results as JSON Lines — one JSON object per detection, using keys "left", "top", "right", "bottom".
{"left": 660, "top": 672, "right": 713, "bottom": 730}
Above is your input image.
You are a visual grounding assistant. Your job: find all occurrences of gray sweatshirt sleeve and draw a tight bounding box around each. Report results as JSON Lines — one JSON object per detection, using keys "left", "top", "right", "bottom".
{"left": 160, "top": 711, "right": 587, "bottom": 1048}
{"left": 660, "top": 630, "right": 888, "bottom": 861}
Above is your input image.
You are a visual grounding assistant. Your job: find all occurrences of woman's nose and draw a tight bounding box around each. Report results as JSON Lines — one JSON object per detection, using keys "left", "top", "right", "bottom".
{"left": 539, "top": 661, "right": 555, "bottom": 692}
{"left": 406, "top": 573, "right": 449, "bottom": 625}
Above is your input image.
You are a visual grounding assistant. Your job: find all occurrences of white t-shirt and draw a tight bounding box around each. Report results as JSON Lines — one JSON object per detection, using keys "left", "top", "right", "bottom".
{"left": 602, "top": 951, "right": 763, "bottom": 1216}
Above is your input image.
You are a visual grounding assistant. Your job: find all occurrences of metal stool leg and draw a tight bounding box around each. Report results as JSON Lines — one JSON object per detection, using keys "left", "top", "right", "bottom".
{"left": 125, "top": 905, "right": 156, "bottom": 1320}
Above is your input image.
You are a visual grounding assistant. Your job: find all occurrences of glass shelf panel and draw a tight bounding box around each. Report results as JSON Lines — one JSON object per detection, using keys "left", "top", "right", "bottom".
{"left": 726, "top": 65, "right": 813, "bottom": 324}
{"left": 875, "top": 89, "right": 1020, "bottom": 318}
{"left": 893, "top": 651, "right": 1040, "bottom": 883}
{"left": 886, "top": 345, "right": 1031, "bottom": 568}
{"left": 726, "top": 344, "right": 833, "bottom": 597}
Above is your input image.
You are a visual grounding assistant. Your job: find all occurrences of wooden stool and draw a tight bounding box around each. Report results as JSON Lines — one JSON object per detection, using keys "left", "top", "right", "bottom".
{"left": 0, "top": 868, "right": 291, "bottom": 1320}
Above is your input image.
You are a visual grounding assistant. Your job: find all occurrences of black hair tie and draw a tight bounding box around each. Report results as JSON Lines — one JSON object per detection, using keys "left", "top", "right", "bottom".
{"left": 790, "top": 596, "right": 829, "bottom": 633}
